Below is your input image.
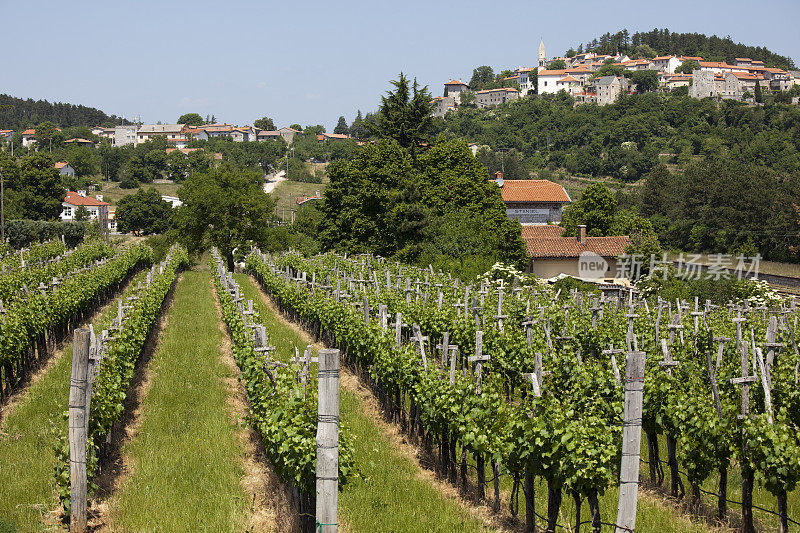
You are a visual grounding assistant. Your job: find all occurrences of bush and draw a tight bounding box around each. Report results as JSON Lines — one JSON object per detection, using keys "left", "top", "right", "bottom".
{"left": 3, "top": 220, "right": 85, "bottom": 248}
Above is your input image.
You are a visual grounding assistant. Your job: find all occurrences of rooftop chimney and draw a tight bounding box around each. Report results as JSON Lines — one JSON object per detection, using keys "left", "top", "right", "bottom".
{"left": 578, "top": 225, "right": 586, "bottom": 243}
{"left": 77, "top": 190, "right": 86, "bottom": 197}
{"left": 96, "top": 195, "right": 103, "bottom": 202}
{"left": 495, "top": 171, "right": 504, "bottom": 187}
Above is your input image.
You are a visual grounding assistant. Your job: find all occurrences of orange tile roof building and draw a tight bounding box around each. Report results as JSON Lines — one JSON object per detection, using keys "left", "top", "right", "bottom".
{"left": 521, "top": 225, "right": 630, "bottom": 279}
{"left": 493, "top": 173, "right": 571, "bottom": 225}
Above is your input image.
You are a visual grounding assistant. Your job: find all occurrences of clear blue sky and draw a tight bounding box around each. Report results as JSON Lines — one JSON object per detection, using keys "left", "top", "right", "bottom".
{"left": 2, "top": 0, "right": 798, "bottom": 131}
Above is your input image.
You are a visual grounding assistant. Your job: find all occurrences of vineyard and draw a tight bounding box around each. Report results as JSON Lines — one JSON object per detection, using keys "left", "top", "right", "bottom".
{"left": 244, "top": 250, "right": 800, "bottom": 532}
{"left": 1, "top": 239, "right": 799, "bottom": 532}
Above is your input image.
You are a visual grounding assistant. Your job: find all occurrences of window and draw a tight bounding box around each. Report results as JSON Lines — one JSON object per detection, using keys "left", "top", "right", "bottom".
{"left": 63, "top": 206, "right": 72, "bottom": 218}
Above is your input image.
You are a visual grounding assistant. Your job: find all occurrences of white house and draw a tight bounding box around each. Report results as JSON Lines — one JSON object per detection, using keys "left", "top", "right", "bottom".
{"left": 61, "top": 191, "right": 109, "bottom": 223}
{"left": 537, "top": 68, "right": 592, "bottom": 94}
{"left": 161, "top": 195, "right": 183, "bottom": 208}
{"left": 114, "top": 125, "right": 138, "bottom": 146}
{"left": 650, "top": 55, "right": 683, "bottom": 74}
{"left": 21, "top": 129, "right": 37, "bottom": 148}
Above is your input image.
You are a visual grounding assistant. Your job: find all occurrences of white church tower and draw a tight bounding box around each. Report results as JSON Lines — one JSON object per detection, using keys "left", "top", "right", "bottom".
{"left": 538, "top": 39, "right": 547, "bottom": 68}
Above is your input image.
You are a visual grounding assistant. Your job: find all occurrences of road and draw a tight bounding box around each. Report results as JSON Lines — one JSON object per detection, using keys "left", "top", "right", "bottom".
{"left": 263, "top": 170, "right": 286, "bottom": 194}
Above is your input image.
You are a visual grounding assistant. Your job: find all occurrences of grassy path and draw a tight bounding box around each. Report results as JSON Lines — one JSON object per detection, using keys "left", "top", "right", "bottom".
{"left": 0, "top": 271, "right": 147, "bottom": 533}
{"left": 235, "top": 273, "right": 495, "bottom": 532}
{"left": 106, "top": 271, "right": 250, "bottom": 531}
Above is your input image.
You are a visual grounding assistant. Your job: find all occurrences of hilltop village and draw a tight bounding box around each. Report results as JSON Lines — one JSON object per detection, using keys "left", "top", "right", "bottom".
{"left": 432, "top": 40, "right": 800, "bottom": 116}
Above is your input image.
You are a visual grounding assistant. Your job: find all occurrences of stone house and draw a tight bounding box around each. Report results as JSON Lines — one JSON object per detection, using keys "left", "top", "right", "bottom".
{"left": 494, "top": 172, "right": 571, "bottom": 225}
{"left": 475, "top": 88, "right": 519, "bottom": 108}
{"left": 443, "top": 79, "right": 469, "bottom": 99}
{"left": 591, "top": 76, "right": 626, "bottom": 105}
{"left": 114, "top": 125, "right": 138, "bottom": 146}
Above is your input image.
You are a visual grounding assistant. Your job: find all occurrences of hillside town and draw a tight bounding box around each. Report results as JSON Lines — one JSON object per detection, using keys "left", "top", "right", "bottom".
{"left": 432, "top": 40, "right": 800, "bottom": 116}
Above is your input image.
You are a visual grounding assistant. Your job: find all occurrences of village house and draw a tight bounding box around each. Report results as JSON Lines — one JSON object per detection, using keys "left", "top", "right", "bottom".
{"left": 0, "top": 130, "right": 14, "bottom": 142}
{"left": 493, "top": 172, "right": 571, "bottom": 225}
{"left": 476, "top": 87, "right": 519, "bottom": 108}
{"left": 61, "top": 190, "right": 109, "bottom": 223}
{"left": 55, "top": 161, "right": 75, "bottom": 177}
{"left": 136, "top": 124, "right": 184, "bottom": 145}
{"left": 317, "top": 132, "right": 351, "bottom": 142}
{"left": 650, "top": 55, "right": 683, "bottom": 73}
{"left": 90, "top": 126, "right": 105, "bottom": 137}
{"left": 537, "top": 67, "right": 592, "bottom": 94}
{"left": 661, "top": 73, "right": 692, "bottom": 90}
{"left": 190, "top": 124, "right": 234, "bottom": 141}
{"left": 592, "top": 76, "right": 627, "bottom": 105}
{"left": 443, "top": 79, "right": 469, "bottom": 99}
{"left": 431, "top": 96, "right": 457, "bottom": 117}
{"left": 21, "top": 129, "right": 37, "bottom": 148}
{"left": 64, "top": 138, "right": 94, "bottom": 148}
{"left": 522, "top": 224, "right": 630, "bottom": 279}
{"left": 230, "top": 126, "right": 256, "bottom": 142}
{"left": 258, "top": 127, "right": 303, "bottom": 143}
{"left": 114, "top": 125, "right": 138, "bottom": 146}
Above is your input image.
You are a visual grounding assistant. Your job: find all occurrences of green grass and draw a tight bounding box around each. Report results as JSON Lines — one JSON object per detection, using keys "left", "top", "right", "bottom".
{"left": 271, "top": 174, "right": 328, "bottom": 223}
{"left": 667, "top": 252, "right": 800, "bottom": 281}
{"left": 234, "top": 273, "right": 491, "bottom": 532}
{"left": 0, "top": 270, "right": 147, "bottom": 532}
{"left": 642, "top": 433, "right": 800, "bottom": 532}
{"left": 96, "top": 181, "right": 182, "bottom": 208}
{"left": 108, "top": 270, "right": 249, "bottom": 531}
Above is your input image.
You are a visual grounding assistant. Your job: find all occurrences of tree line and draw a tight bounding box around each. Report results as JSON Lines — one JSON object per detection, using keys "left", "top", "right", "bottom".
{"left": 0, "top": 94, "right": 124, "bottom": 130}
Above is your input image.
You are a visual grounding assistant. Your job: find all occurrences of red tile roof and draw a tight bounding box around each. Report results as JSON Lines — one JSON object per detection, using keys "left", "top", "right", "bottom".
{"left": 65, "top": 138, "right": 93, "bottom": 143}
{"left": 557, "top": 76, "right": 580, "bottom": 83}
{"left": 21, "top": 129, "right": 35, "bottom": 135}
{"left": 64, "top": 191, "right": 109, "bottom": 207}
{"left": 444, "top": 79, "right": 468, "bottom": 85}
{"left": 497, "top": 179, "right": 571, "bottom": 203}
{"left": 522, "top": 225, "right": 630, "bottom": 258}
{"left": 55, "top": 161, "right": 70, "bottom": 169}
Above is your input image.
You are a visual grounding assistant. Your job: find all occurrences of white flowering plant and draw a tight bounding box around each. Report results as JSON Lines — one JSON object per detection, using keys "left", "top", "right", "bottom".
{"left": 477, "top": 262, "right": 539, "bottom": 288}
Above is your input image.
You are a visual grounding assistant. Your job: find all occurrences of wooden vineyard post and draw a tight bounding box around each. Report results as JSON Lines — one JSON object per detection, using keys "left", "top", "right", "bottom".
{"left": 316, "top": 348, "right": 340, "bottom": 533}
{"left": 615, "top": 349, "right": 645, "bottom": 533}
{"left": 731, "top": 313, "right": 755, "bottom": 533}
{"left": 69, "top": 328, "right": 90, "bottom": 533}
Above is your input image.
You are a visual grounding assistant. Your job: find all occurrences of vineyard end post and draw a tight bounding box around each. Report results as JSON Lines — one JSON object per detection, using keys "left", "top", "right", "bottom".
{"left": 317, "top": 348, "right": 340, "bottom": 533}
{"left": 69, "top": 328, "right": 90, "bottom": 533}
{"left": 615, "top": 350, "right": 645, "bottom": 533}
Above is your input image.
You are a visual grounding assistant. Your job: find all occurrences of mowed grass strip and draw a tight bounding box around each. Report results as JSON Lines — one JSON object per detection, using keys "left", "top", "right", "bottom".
{"left": 108, "top": 271, "right": 248, "bottom": 532}
{"left": 0, "top": 270, "right": 147, "bottom": 533}
{"left": 234, "top": 273, "right": 492, "bottom": 532}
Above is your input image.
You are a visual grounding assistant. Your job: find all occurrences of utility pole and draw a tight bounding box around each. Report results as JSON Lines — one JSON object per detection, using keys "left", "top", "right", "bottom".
{"left": 1, "top": 165, "right": 4, "bottom": 244}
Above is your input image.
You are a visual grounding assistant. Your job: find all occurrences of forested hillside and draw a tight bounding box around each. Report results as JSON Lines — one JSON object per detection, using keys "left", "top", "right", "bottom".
{"left": 573, "top": 28, "right": 795, "bottom": 69}
{"left": 434, "top": 92, "right": 800, "bottom": 262}
{"left": 0, "top": 94, "right": 122, "bottom": 129}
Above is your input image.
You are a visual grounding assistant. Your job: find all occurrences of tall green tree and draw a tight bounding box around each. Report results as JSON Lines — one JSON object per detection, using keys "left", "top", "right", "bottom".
{"left": 562, "top": 182, "right": 617, "bottom": 237}
{"left": 675, "top": 60, "right": 699, "bottom": 74}
{"left": 174, "top": 165, "right": 275, "bottom": 269}
{"left": 469, "top": 66, "right": 494, "bottom": 90}
{"left": 17, "top": 153, "right": 65, "bottom": 220}
{"left": 630, "top": 70, "right": 659, "bottom": 92}
{"left": 334, "top": 116, "right": 349, "bottom": 135}
{"left": 116, "top": 187, "right": 173, "bottom": 235}
{"left": 177, "top": 113, "right": 204, "bottom": 126}
{"left": 368, "top": 73, "right": 433, "bottom": 149}
{"left": 254, "top": 116, "right": 276, "bottom": 130}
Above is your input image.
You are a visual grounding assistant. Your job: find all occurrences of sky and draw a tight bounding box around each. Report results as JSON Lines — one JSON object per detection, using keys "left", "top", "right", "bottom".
{"left": 1, "top": 0, "right": 799, "bottom": 131}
